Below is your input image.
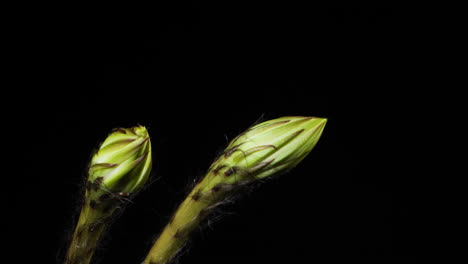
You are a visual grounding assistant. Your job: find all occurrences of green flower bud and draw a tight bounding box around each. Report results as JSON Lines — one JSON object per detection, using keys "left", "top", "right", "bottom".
{"left": 65, "top": 125, "right": 152, "bottom": 264}
{"left": 203, "top": 116, "right": 327, "bottom": 191}
{"left": 89, "top": 125, "right": 152, "bottom": 194}
{"left": 142, "top": 116, "right": 326, "bottom": 264}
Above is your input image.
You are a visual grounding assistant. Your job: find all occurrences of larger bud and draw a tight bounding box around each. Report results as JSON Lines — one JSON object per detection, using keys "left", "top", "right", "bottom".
{"left": 202, "top": 116, "right": 327, "bottom": 191}
{"left": 142, "top": 116, "right": 326, "bottom": 264}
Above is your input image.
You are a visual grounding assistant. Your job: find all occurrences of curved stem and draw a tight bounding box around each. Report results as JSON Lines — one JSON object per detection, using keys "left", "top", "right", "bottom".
{"left": 143, "top": 180, "right": 224, "bottom": 264}
{"left": 64, "top": 188, "right": 123, "bottom": 264}
{"left": 64, "top": 205, "right": 109, "bottom": 264}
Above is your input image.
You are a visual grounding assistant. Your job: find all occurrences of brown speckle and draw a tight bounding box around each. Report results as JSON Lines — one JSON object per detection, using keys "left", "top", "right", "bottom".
{"left": 173, "top": 229, "right": 183, "bottom": 239}
{"left": 89, "top": 200, "right": 97, "bottom": 209}
{"left": 92, "top": 177, "right": 103, "bottom": 191}
{"left": 224, "top": 143, "right": 244, "bottom": 158}
{"left": 198, "top": 208, "right": 211, "bottom": 219}
{"left": 76, "top": 228, "right": 84, "bottom": 239}
{"left": 99, "top": 193, "right": 111, "bottom": 201}
{"left": 191, "top": 191, "right": 201, "bottom": 201}
{"left": 224, "top": 167, "right": 237, "bottom": 177}
{"left": 211, "top": 185, "right": 221, "bottom": 192}
{"left": 86, "top": 181, "right": 92, "bottom": 191}
{"left": 212, "top": 164, "right": 227, "bottom": 175}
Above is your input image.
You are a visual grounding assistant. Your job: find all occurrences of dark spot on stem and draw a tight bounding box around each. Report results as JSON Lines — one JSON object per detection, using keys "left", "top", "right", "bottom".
{"left": 89, "top": 200, "right": 97, "bottom": 209}
{"left": 224, "top": 167, "right": 237, "bottom": 176}
{"left": 76, "top": 228, "right": 84, "bottom": 239}
{"left": 212, "top": 164, "right": 227, "bottom": 175}
{"left": 191, "top": 191, "right": 201, "bottom": 201}
{"left": 210, "top": 183, "right": 237, "bottom": 193}
{"left": 99, "top": 193, "right": 111, "bottom": 201}
{"left": 92, "top": 177, "right": 103, "bottom": 191}
{"left": 198, "top": 208, "right": 211, "bottom": 219}
{"left": 173, "top": 229, "right": 183, "bottom": 239}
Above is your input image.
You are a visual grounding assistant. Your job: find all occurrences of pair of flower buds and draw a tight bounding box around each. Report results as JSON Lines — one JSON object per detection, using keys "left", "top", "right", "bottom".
{"left": 68, "top": 116, "right": 326, "bottom": 264}
{"left": 89, "top": 116, "right": 327, "bottom": 195}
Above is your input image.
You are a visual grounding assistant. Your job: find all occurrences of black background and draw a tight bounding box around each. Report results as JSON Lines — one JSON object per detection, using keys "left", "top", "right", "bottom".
{"left": 9, "top": 2, "right": 423, "bottom": 263}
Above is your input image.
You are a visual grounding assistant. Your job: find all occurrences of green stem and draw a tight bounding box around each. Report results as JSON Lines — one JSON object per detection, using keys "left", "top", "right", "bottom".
{"left": 65, "top": 187, "right": 123, "bottom": 264}
{"left": 64, "top": 206, "right": 107, "bottom": 264}
{"left": 143, "top": 178, "right": 226, "bottom": 264}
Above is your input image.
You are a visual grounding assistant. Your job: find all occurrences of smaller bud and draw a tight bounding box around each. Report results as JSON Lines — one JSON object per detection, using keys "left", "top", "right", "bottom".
{"left": 89, "top": 125, "right": 152, "bottom": 194}
{"left": 66, "top": 125, "right": 152, "bottom": 264}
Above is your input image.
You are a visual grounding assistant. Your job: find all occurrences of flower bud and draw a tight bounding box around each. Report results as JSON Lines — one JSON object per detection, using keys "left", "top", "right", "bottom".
{"left": 142, "top": 116, "right": 326, "bottom": 264}
{"left": 88, "top": 125, "right": 152, "bottom": 194}
{"left": 203, "top": 116, "right": 326, "bottom": 190}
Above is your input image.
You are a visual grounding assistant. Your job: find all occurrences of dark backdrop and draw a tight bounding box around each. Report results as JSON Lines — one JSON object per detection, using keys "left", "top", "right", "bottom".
{"left": 10, "top": 3, "right": 421, "bottom": 263}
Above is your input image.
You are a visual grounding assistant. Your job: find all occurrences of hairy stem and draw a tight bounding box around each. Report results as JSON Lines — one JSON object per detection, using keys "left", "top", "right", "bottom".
{"left": 143, "top": 116, "right": 327, "bottom": 264}
{"left": 65, "top": 205, "right": 109, "bottom": 264}
{"left": 143, "top": 177, "right": 225, "bottom": 264}
{"left": 65, "top": 189, "right": 124, "bottom": 264}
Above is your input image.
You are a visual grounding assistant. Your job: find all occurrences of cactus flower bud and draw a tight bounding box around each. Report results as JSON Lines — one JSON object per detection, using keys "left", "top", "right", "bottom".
{"left": 143, "top": 116, "right": 326, "bottom": 264}
{"left": 89, "top": 125, "right": 152, "bottom": 194}
{"left": 204, "top": 116, "right": 327, "bottom": 190}
{"left": 65, "top": 125, "right": 152, "bottom": 264}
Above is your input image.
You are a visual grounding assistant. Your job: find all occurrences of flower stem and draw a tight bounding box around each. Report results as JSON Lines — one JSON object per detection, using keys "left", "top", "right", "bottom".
{"left": 143, "top": 117, "right": 327, "bottom": 264}
{"left": 64, "top": 189, "right": 124, "bottom": 264}
{"left": 65, "top": 204, "right": 109, "bottom": 264}
{"left": 143, "top": 177, "right": 224, "bottom": 264}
